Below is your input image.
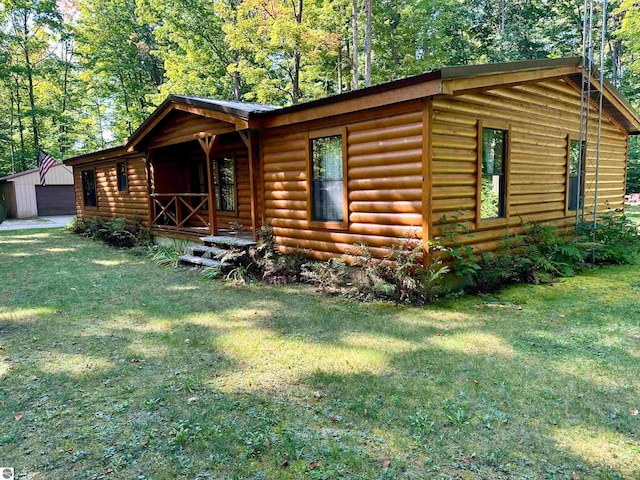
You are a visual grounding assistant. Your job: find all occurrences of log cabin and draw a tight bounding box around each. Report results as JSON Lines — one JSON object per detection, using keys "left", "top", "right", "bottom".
{"left": 64, "top": 57, "right": 640, "bottom": 260}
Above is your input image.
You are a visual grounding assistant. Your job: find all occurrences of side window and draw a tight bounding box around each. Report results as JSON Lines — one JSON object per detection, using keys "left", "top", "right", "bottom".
{"left": 480, "top": 128, "right": 507, "bottom": 220}
{"left": 82, "top": 170, "right": 97, "bottom": 207}
{"left": 310, "top": 135, "right": 344, "bottom": 223}
{"left": 568, "top": 139, "right": 586, "bottom": 211}
{"left": 214, "top": 157, "right": 235, "bottom": 212}
{"left": 117, "top": 162, "right": 128, "bottom": 192}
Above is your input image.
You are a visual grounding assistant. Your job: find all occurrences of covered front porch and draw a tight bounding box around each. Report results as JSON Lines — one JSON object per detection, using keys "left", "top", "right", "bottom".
{"left": 125, "top": 97, "right": 267, "bottom": 241}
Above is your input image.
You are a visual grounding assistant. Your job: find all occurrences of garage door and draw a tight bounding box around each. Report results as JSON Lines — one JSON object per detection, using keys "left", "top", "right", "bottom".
{"left": 35, "top": 185, "right": 76, "bottom": 216}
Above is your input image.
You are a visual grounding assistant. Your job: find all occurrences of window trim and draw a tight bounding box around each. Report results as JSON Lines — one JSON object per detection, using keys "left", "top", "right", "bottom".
{"left": 213, "top": 156, "right": 238, "bottom": 216}
{"left": 306, "top": 127, "right": 349, "bottom": 231}
{"left": 565, "top": 135, "right": 586, "bottom": 215}
{"left": 116, "top": 160, "right": 128, "bottom": 193}
{"left": 476, "top": 120, "right": 510, "bottom": 229}
{"left": 81, "top": 168, "right": 98, "bottom": 209}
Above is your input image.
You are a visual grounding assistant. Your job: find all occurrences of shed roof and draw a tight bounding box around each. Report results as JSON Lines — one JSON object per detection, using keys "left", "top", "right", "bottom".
{"left": 0, "top": 162, "right": 68, "bottom": 183}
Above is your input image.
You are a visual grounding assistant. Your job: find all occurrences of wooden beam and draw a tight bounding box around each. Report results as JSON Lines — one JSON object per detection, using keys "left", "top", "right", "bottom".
{"left": 147, "top": 127, "right": 235, "bottom": 150}
{"left": 561, "top": 75, "right": 635, "bottom": 136}
{"left": 127, "top": 104, "right": 178, "bottom": 152}
{"left": 443, "top": 65, "right": 581, "bottom": 96}
{"left": 198, "top": 135, "right": 218, "bottom": 235}
{"left": 146, "top": 150, "right": 156, "bottom": 227}
{"left": 238, "top": 131, "right": 250, "bottom": 149}
{"left": 173, "top": 104, "right": 249, "bottom": 130}
{"left": 251, "top": 80, "right": 442, "bottom": 129}
{"left": 584, "top": 76, "right": 640, "bottom": 132}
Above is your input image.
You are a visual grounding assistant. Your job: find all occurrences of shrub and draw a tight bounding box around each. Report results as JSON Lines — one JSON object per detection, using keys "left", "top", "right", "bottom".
{"left": 350, "top": 237, "right": 451, "bottom": 305}
{"left": 302, "top": 257, "right": 351, "bottom": 293}
{"left": 576, "top": 211, "right": 640, "bottom": 264}
{"left": 217, "top": 224, "right": 308, "bottom": 284}
{"left": 69, "top": 216, "right": 151, "bottom": 248}
{"left": 466, "top": 216, "right": 639, "bottom": 293}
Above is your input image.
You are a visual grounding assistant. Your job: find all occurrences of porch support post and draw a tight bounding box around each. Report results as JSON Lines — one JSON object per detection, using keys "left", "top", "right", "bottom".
{"left": 198, "top": 135, "right": 217, "bottom": 236}
{"left": 145, "top": 150, "right": 156, "bottom": 229}
{"left": 247, "top": 131, "right": 260, "bottom": 241}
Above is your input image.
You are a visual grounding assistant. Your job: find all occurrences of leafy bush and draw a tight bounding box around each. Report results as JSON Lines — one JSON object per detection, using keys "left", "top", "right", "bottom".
{"left": 466, "top": 216, "right": 640, "bottom": 293}
{"left": 576, "top": 211, "right": 640, "bottom": 264}
{"left": 69, "top": 216, "right": 150, "bottom": 248}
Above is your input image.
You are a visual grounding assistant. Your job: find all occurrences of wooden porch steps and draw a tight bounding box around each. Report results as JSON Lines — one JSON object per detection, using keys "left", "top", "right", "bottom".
{"left": 178, "top": 254, "right": 222, "bottom": 268}
{"left": 179, "top": 234, "right": 257, "bottom": 269}
{"left": 189, "top": 245, "right": 226, "bottom": 258}
{"left": 200, "top": 235, "right": 257, "bottom": 248}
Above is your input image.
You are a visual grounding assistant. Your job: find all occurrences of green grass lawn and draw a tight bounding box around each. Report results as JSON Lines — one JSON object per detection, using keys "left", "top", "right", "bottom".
{"left": 627, "top": 204, "right": 640, "bottom": 225}
{"left": 1, "top": 229, "right": 639, "bottom": 479}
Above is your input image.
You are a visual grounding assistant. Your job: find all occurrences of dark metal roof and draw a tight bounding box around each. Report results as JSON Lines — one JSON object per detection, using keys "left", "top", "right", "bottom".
{"left": 439, "top": 56, "right": 582, "bottom": 80}
{"left": 250, "top": 57, "right": 583, "bottom": 119}
{"left": 63, "top": 145, "right": 130, "bottom": 166}
{"left": 169, "top": 95, "right": 279, "bottom": 118}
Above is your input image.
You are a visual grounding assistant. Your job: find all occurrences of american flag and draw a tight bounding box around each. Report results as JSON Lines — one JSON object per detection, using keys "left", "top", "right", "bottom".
{"left": 38, "top": 150, "right": 56, "bottom": 186}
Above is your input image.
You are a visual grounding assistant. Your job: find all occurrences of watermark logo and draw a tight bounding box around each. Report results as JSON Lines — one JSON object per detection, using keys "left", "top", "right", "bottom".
{"left": 1, "top": 468, "right": 13, "bottom": 480}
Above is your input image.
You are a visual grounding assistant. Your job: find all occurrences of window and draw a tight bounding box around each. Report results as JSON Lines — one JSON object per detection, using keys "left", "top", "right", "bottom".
{"left": 82, "top": 170, "right": 97, "bottom": 207}
{"left": 568, "top": 139, "right": 586, "bottom": 211}
{"left": 310, "top": 135, "right": 344, "bottom": 223}
{"left": 117, "top": 162, "right": 127, "bottom": 192}
{"left": 480, "top": 128, "right": 507, "bottom": 220}
{"left": 214, "top": 157, "right": 235, "bottom": 212}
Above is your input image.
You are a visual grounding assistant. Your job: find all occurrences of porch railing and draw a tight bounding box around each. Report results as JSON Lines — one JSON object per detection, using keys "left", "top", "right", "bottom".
{"left": 150, "top": 193, "right": 212, "bottom": 234}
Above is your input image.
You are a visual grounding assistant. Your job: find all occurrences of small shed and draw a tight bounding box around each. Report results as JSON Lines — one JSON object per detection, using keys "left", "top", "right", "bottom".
{"left": 0, "top": 163, "right": 75, "bottom": 218}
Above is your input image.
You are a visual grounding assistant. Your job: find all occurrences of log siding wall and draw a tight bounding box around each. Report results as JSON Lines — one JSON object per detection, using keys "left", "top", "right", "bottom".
{"left": 73, "top": 153, "right": 150, "bottom": 226}
{"left": 431, "top": 77, "right": 628, "bottom": 252}
{"left": 262, "top": 103, "right": 425, "bottom": 259}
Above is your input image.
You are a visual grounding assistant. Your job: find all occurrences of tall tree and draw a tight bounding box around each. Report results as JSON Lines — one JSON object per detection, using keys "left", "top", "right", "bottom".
{"left": 75, "top": 0, "right": 164, "bottom": 140}
{"left": 224, "top": 0, "right": 336, "bottom": 104}
{"left": 364, "top": 0, "right": 371, "bottom": 87}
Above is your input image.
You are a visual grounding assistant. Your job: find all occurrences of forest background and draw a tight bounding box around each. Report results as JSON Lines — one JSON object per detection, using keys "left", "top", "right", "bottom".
{"left": 1, "top": 0, "right": 639, "bottom": 192}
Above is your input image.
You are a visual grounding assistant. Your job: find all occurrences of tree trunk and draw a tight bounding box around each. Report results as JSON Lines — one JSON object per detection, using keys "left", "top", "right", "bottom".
{"left": 364, "top": 0, "right": 372, "bottom": 87}
{"left": 291, "top": 0, "right": 303, "bottom": 104}
{"left": 352, "top": 0, "right": 359, "bottom": 90}
{"left": 59, "top": 39, "right": 73, "bottom": 156}
{"left": 22, "top": 13, "right": 39, "bottom": 154}
{"left": 337, "top": 42, "right": 343, "bottom": 94}
{"left": 14, "top": 76, "right": 26, "bottom": 171}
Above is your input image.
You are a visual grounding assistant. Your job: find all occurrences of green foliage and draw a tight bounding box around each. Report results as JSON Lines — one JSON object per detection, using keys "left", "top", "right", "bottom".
{"left": 576, "top": 211, "right": 640, "bottom": 264}
{"left": 350, "top": 236, "right": 451, "bottom": 305}
{"left": 626, "top": 137, "right": 640, "bottom": 193}
{"left": 149, "top": 245, "right": 184, "bottom": 268}
{"left": 69, "top": 216, "right": 151, "bottom": 248}
{"left": 467, "top": 217, "right": 640, "bottom": 293}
